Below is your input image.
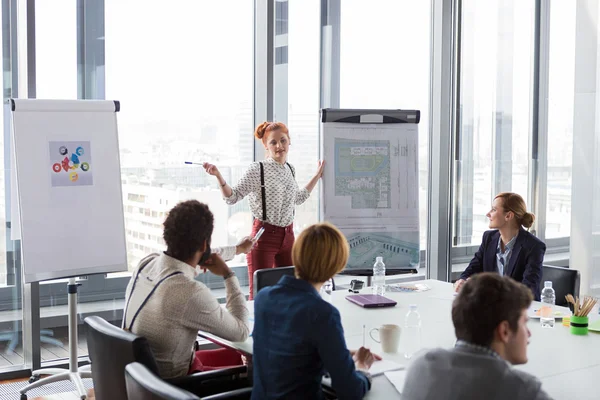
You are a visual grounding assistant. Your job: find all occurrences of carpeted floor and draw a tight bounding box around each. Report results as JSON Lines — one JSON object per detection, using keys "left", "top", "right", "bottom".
{"left": 0, "top": 378, "right": 93, "bottom": 399}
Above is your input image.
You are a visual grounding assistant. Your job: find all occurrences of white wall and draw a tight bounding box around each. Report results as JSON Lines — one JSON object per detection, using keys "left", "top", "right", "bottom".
{"left": 570, "top": 0, "right": 600, "bottom": 296}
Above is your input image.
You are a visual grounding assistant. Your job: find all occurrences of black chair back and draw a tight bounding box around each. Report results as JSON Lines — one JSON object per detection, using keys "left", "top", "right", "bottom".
{"left": 126, "top": 363, "right": 253, "bottom": 400}
{"left": 253, "top": 266, "right": 296, "bottom": 297}
{"left": 126, "top": 362, "right": 199, "bottom": 400}
{"left": 540, "top": 265, "right": 580, "bottom": 307}
{"left": 85, "top": 315, "right": 159, "bottom": 400}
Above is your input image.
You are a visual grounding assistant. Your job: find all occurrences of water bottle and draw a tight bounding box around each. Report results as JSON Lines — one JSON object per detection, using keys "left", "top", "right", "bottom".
{"left": 404, "top": 304, "right": 422, "bottom": 359}
{"left": 540, "top": 281, "right": 556, "bottom": 328}
{"left": 372, "top": 257, "right": 386, "bottom": 295}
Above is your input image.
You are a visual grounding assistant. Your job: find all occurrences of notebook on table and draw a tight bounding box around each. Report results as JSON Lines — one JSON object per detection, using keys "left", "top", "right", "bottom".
{"left": 345, "top": 294, "right": 397, "bottom": 308}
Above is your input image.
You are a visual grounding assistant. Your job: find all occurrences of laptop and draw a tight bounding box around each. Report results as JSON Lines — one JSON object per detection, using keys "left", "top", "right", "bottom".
{"left": 345, "top": 294, "right": 397, "bottom": 308}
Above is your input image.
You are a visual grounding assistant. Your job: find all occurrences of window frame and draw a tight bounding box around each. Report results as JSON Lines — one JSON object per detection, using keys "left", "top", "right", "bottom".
{"left": 448, "top": 0, "right": 570, "bottom": 276}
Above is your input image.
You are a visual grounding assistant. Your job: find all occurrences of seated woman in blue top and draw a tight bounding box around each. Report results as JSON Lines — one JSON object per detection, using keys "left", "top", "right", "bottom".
{"left": 454, "top": 192, "right": 546, "bottom": 301}
{"left": 252, "top": 222, "right": 378, "bottom": 400}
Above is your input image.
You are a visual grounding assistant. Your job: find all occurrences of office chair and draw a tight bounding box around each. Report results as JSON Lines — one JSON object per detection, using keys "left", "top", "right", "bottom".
{"left": 253, "top": 266, "right": 337, "bottom": 297}
{"left": 253, "top": 266, "right": 296, "bottom": 298}
{"left": 85, "top": 316, "right": 249, "bottom": 400}
{"left": 125, "top": 362, "right": 252, "bottom": 400}
{"left": 540, "top": 265, "right": 580, "bottom": 307}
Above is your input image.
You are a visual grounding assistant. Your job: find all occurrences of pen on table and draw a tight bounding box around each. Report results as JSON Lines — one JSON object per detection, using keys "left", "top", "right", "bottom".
{"left": 362, "top": 324, "right": 366, "bottom": 347}
{"left": 184, "top": 161, "right": 204, "bottom": 165}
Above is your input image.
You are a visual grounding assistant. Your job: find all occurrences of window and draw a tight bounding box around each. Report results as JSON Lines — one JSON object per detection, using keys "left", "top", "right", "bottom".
{"left": 546, "top": 0, "right": 575, "bottom": 239}
{"left": 127, "top": 193, "right": 146, "bottom": 202}
{"left": 276, "top": 0, "right": 289, "bottom": 35}
{"left": 337, "top": 0, "right": 432, "bottom": 252}
{"left": 275, "top": 46, "right": 289, "bottom": 65}
{"left": 273, "top": 0, "right": 321, "bottom": 232}
{"left": 454, "top": 1, "right": 535, "bottom": 246}
{"left": 35, "top": 0, "right": 77, "bottom": 99}
{"left": 0, "top": 1, "right": 24, "bottom": 373}
{"left": 104, "top": 0, "right": 254, "bottom": 272}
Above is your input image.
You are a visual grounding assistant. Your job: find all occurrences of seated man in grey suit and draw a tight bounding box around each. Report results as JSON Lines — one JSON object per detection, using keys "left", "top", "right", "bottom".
{"left": 402, "top": 273, "right": 553, "bottom": 400}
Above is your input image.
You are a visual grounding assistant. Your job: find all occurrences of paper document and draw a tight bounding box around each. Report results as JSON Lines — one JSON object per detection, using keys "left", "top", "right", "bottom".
{"left": 387, "top": 283, "right": 431, "bottom": 293}
{"left": 385, "top": 369, "right": 407, "bottom": 394}
{"left": 369, "top": 359, "right": 404, "bottom": 376}
{"left": 527, "top": 304, "right": 570, "bottom": 319}
{"left": 588, "top": 318, "right": 600, "bottom": 332}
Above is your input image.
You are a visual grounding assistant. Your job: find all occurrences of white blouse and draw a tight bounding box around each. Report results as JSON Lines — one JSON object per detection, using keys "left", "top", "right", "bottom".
{"left": 225, "top": 157, "right": 310, "bottom": 227}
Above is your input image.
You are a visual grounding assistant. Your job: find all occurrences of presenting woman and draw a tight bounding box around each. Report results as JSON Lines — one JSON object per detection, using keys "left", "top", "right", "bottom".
{"left": 454, "top": 192, "right": 546, "bottom": 300}
{"left": 203, "top": 121, "right": 324, "bottom": 298}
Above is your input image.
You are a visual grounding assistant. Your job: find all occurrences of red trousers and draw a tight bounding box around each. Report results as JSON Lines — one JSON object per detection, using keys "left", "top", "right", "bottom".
{"left": 188, "top": 348, "right": 243, "bottom": 373}
{"left": 247, "top": 219, "right": 295, "bottom": 300}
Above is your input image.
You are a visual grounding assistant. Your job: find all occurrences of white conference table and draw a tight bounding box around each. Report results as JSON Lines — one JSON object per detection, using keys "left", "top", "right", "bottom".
{"left": 199, "top": 279, "right": 600, "bottom": 399}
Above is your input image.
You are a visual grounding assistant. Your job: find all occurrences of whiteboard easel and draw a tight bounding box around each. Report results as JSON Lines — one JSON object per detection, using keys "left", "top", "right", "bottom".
{"left": 11, "top": 99, "right": 127, "bottom": 399}
{"left": 320, "top": 108, "right": 421, "bottom": 275}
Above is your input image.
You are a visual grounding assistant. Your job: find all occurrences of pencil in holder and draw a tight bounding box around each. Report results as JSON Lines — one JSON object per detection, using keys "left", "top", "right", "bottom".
{"left": 570, "top": 315, "right": 589, "bottom": 335}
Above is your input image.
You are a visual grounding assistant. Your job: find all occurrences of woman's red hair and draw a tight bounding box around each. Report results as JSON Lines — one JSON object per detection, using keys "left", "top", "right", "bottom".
{"left": 254, "top": 121, "right": 289, "bottom": 141}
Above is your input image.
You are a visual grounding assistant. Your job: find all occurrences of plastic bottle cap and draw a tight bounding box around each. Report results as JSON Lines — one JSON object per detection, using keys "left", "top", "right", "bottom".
{"left": 409, "top": 304, "right": 417, "bottom": 310}
{"left": 544, "top": 281, "right": 552, "bottom": 288}
{"left": 376, "top": 257, "right": 383, "bottom": 262}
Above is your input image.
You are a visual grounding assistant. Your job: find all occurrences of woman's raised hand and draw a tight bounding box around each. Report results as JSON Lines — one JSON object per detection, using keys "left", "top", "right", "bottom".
{"left": 203, "top": 162, "right": 221, "bottom": 178}
{"left": 315, "top": 160, "right": 325, "bottom": 179}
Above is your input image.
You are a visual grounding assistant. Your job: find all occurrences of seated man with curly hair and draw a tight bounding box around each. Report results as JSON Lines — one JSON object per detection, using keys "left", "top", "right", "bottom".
{"left": 122, "top": 200, "right": 250, "bottom": 378}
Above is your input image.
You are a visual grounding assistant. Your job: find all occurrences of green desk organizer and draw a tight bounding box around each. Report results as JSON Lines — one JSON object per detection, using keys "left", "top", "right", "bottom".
{"left": 570, "top": 315, "right": 589, "bottom": 335}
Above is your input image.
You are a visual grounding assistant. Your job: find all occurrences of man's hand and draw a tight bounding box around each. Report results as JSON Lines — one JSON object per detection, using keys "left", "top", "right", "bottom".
{"left": 352, "top": 347, "right": 377, "bottom": 370}
{"left": 454, "top": 278, "right": 467, "bottom": 293}
{"left": 235, "top": 236, "right": 255, "bottom": 255}
{"left": 200, "top": 253, "right": 232, "bottom": 278}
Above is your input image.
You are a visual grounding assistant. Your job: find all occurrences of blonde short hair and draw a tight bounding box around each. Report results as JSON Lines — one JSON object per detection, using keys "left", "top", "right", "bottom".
{"left": 292, "top": 222, "right": 349, "bottom": 283}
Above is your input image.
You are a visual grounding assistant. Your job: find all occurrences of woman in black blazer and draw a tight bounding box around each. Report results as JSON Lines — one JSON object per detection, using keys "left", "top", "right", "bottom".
{"left": 454, "top": 192, "right": 546, "bottom": 300}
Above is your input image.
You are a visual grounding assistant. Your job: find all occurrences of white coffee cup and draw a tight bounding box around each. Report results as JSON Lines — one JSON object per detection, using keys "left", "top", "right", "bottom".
{"left": 369, "top": 324, "right": 401, "bottom": 353}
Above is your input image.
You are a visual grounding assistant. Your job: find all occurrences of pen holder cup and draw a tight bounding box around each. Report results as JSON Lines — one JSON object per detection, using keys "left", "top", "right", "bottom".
{"left": 570, "top": 315, "right": 589, "bottom": 335}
